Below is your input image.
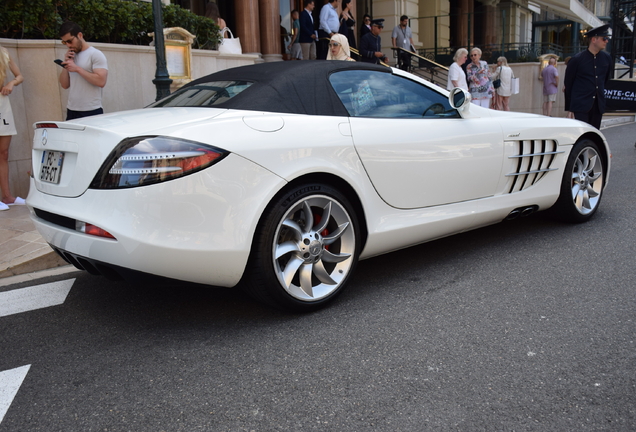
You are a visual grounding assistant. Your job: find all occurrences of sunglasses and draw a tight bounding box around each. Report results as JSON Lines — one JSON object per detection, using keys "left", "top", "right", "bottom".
{"left": 602, "top": 36, "right": 610, "bottom": 41}
{"left": 329, "top": 42, "right": 341, "bottom": 47}
{"left": 61, "top": 35, "right": 76, "bottom": 45}
{"left": 470, "top": 54, "right": 479, "bottom": 57}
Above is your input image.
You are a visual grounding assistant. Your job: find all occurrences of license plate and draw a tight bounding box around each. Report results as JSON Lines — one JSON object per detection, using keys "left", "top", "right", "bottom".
{"left": 40, "top": 151, "right": 64, "bottom": 184}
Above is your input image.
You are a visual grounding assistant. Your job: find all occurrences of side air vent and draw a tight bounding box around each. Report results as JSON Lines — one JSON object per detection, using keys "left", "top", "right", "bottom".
{"left": 505, "top": 140, "right": 564, "bottom": 193}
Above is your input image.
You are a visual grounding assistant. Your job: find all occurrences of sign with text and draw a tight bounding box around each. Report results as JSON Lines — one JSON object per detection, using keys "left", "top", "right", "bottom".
{"left": 605, "top": 80, "right": 636, "bottom": 112}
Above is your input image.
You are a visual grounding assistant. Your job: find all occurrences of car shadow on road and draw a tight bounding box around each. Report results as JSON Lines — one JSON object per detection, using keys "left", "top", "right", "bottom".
{"left": 40, "top": 211, "right": 597, "bottom": 331}
{"left": 340, "top": 211, "right": 596, "bottom": 304}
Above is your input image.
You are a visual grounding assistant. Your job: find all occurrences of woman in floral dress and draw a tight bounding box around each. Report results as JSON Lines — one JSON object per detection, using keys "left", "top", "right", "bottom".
{"left": 466, "top": 47, "right": 494, "bottom": 108}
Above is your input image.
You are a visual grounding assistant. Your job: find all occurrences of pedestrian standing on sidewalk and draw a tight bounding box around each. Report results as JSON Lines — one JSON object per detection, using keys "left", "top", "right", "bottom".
{"left": 466, "top": 47, "right": 494, "bottom": 108}
{"left": 391, "top": 15, "right": 414, "bottom": 71}
{"left": 299, "top": 0, "right": 317, "bottom": 60}
{"left": 288, "top": 10, "right": 303, "bottom": 60}
{"left": 359, "top": 19, "right": 387, "bottom": 64}
{"left": 541, "top": 57, "right": 559, "bottom": 117}
{"left": 0, "top": 44, "right": 25, "bottom": 211}
{"left": 318, "top": 0, "right": 340, "bottom": 60}
{"left": 564, "top": 24, "right": 613, "bottom": 129}
{"left": 447, "top": 48, "right": 468, "bottom": 91}
{"left": 492, "top": 56, "right": 514, "bottom": 111}
{"left": 58, "top": 21, "right": 108, "bottom": 120}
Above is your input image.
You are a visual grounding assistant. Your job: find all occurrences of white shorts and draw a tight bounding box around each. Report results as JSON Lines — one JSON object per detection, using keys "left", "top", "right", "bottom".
{"left": 544, "top": 93, "right": 557, "bottom": 103}
{"left": 0, "top": 95, "right": 17, "bottom": 136}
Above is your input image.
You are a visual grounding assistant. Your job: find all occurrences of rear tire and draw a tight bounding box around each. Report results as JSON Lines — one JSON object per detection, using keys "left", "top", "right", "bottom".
{"left": 244, "top": 183, "right": 361, "bottom": 312}
{"left": 551, "top": 139, "right": 605, "bottom": 223}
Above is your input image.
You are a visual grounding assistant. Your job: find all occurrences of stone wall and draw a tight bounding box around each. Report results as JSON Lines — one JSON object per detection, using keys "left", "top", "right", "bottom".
{"left": 1, "top": 38, "right": 258, "bottom": 199}
{"left": 507, "top": 62, "right": 567, "bottom": 116}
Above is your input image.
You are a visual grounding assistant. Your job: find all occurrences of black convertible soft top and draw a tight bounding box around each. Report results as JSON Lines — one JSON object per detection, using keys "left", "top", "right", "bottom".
{"left": 183, "top": 60, "right": 390, "bottom": 117}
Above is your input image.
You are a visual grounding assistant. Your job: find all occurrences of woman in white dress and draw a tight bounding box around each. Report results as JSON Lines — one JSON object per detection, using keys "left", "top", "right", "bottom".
{"left": 447, "top": 48, "right": 468, "bottom": 91}
{"left": 491, "top": 56, "right": 514, "bottom": 111}
{"left": 0, "top": 44, "right": 24, "bottom": 211}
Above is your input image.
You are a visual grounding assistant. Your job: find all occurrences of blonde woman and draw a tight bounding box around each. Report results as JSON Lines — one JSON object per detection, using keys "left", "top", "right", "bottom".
{"left": 0, "top": 44, "right": 24, "bottom": 210}
{"left": 492, "top": 56, "right": 513, "bottom": 111}
{"left": 326, "top": 34, "right": 355, "bottom": 61}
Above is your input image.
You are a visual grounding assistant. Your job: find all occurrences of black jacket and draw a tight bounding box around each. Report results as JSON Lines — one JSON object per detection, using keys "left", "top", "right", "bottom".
{"left": 564, "top": 49, "right": 613, "bottom": 113}
{"left": 299, "top": 10, "right": 315, "bottom": 44}
{"left": 359, "top": 32, "right": 382, "bottom": 64}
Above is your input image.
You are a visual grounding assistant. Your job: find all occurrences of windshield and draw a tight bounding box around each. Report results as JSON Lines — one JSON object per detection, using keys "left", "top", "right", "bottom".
{"left": 148, "top": 81, "right": 253, "bottom": 108}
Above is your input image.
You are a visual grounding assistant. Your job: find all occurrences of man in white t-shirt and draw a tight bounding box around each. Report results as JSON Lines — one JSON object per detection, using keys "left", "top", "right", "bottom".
{"left": 58, "top": 22, "right": 108, "bottom": 120}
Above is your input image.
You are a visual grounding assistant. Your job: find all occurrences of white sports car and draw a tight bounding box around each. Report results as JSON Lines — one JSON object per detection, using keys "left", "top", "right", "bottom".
{"left": 28, "top": 61, "right": 609, "bottom": 311}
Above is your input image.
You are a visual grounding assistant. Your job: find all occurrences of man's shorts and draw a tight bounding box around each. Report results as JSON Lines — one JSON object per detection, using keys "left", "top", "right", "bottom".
{"left": 543, "top": 93, "right": 557, "bottom": 103}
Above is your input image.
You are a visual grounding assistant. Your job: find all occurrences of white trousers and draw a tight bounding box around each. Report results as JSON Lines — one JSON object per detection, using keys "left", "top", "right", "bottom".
{"left": 471, "top": 98, "right": 490, "bottom": 108}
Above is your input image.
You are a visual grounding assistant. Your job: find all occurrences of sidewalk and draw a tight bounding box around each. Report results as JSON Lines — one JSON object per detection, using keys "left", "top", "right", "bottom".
{"left": 1, "top": 114, "right": 634, "bottom": 281}
{"left": 0, "top": 204, "right": 67, "bottom": 279}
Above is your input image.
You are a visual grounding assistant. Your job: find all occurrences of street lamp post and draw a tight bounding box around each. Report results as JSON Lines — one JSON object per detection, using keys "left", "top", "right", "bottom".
{"left": 152, "top": 0, "right": 172, "bottom": 101}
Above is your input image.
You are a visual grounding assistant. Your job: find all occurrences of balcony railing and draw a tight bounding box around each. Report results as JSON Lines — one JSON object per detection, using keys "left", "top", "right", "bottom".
{"left": 391, "top": 47, "right": 449, "bottom": 89}
{"left": 417, "top": 43, "right": 570, "bottom": 65}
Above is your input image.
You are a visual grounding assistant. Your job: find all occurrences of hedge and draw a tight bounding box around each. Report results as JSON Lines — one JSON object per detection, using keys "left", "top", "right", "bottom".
{"left": 0, "top": 0, "right": 221, "bottom": 49}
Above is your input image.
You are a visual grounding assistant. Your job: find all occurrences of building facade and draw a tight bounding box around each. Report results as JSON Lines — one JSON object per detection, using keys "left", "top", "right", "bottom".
{"left": 178, "top": 0, "right": 622, "bottom": 67}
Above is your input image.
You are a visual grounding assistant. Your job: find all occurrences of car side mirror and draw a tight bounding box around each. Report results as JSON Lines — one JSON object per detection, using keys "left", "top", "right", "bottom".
{"left": 448, "top": 88, "right": 471, "bottom": 110}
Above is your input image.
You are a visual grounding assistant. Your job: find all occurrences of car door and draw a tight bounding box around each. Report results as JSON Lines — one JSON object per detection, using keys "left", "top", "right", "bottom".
{"left": 329, "top": 70, "right": 506, "bottom": 209}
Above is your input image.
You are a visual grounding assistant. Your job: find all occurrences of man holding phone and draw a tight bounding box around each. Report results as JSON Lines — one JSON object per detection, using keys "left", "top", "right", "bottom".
{"left": 57, "top": 21, "right": 108, "bottom": 120}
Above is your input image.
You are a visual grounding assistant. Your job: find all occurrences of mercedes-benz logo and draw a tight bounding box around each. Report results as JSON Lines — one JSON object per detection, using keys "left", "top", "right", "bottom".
{"left": 309, "top": 241, "right": 322, "bottom": 256}
{"left": 41, "top": 129, "right": 48, "bottom": 146}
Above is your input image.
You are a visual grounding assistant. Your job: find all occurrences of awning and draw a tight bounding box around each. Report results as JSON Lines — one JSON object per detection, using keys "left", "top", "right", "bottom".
{"left": 530, "top": 0, "right": 603, "bottom": 28}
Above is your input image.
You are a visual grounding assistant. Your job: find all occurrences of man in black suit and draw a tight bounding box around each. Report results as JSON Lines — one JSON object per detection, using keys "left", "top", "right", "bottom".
{"left": 299, "top": 0, "right": 317, "bottom": 60}
{"left": 564, "top": 24, "right": 614, "bottom": 129}
{"left": 359, "top": 19, "right": 387, "bottom": 64}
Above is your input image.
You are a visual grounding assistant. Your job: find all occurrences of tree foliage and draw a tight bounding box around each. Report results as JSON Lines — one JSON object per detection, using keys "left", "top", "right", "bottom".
{"left": 0, "top": 0, "right": 220, "bottom": 49}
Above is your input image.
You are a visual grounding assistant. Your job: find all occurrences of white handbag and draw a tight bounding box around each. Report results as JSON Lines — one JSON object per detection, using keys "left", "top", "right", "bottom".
{"left": 218, "top": 27, "right": 242, "bottom": 55}
{"left": 511, "top": 77, "right": 520, "bottom": 95}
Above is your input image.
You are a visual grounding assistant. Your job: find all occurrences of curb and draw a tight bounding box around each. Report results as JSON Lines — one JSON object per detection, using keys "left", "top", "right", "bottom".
{"left": 601, "top": 114, "right": 636, "bottom": 129}
{"left": 0, "top": 250, "right": 69, "bottom": 279}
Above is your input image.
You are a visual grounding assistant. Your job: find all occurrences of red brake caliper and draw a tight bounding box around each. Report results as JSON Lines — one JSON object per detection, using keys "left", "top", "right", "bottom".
{"left": 313, "top": 213, "right": 330, "bottom": 251}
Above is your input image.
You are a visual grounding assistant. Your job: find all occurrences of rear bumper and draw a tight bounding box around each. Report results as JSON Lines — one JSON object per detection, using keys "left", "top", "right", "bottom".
{"left": 27, "top": 154, "right": 286, "bottom": 287}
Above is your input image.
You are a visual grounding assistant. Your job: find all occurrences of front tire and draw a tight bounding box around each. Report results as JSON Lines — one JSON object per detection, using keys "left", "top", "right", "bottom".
{"left": 552, "top": 139, "right": 605, "bottom": 223}
{"left": 245, "top": 183, "right": 361, "bottom": 312}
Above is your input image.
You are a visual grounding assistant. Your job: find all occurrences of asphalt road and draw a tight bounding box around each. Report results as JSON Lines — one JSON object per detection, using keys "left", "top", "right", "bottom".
{"left": 1, "top": 123, "right": 635, "bottom": 431}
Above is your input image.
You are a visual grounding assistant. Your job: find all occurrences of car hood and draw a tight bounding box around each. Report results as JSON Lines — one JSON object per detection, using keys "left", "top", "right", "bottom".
{"left": 32, "top": 108, "right": 227, "bottom": 198}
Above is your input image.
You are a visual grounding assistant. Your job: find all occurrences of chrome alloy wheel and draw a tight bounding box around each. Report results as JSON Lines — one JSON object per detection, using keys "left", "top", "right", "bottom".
{"left": 272, "top": 195, "right": 356, "bottom": 301}
{"left": 571, "top": 146, "right": 604, "bottom": 215}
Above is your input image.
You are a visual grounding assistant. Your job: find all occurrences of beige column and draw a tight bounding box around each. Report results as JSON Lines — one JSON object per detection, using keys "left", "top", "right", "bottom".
{"left": 235, "top": 0, "right": 262, "bottom": 55}
{"left": 480, "top": 0, "right": 500, "bottom": 46}
{"left": 259, "top": 0, "right": 283, "bottom": 61}
{"left": 460, "top": 0, "right": 473, "bottom": 47}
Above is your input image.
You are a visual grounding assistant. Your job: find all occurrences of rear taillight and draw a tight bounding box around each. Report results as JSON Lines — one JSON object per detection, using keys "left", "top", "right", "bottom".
{"left": 90, "top": 136, "right": 228, "bottom": 189}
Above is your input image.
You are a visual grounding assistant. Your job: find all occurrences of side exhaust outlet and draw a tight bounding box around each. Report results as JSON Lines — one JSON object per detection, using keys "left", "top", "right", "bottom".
{"left": 505, "top": 205, "right": 539, "bottom": 221}
{"left": 520, "top": 205, "right": 538, "bottom": 217}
